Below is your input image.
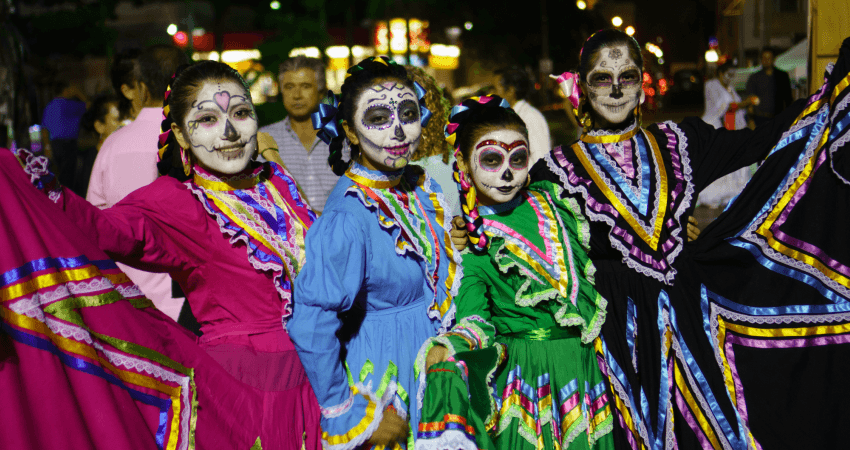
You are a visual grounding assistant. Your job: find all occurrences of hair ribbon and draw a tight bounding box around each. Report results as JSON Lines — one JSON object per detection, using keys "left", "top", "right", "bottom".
{"left": 311, "top": 91, "right": 342, "bottom": 145}
{"left": 413, "top": 80, "right": 433, "bottom": 127}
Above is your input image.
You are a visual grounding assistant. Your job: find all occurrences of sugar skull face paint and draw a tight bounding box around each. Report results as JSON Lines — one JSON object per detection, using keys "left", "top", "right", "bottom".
{"left": 469, "top": 129, "right": 529, "bottom": 205}
{"left": 584, "top": 44, "right": 644, "bottom": 128}
{"left": 352, "top": 81, "right": 421, "bottom": 170}
{"left": 178, "top": 80, "right": 257, "bottom": 174}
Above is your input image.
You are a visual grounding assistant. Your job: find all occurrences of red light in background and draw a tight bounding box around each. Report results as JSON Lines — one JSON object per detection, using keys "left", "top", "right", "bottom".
{"left": 535, "top": 83, "right": 541, "bottom": 90}
{"left": 642, "top": 72, "right": 652, "bottom": 84}
{"left": 173, "top": 31, "right": 189, "bottom": 47}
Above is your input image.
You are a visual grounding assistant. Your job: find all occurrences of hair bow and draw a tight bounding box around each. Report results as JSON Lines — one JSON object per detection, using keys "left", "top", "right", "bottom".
{"left": 311, "top": 91, "right": 342, "bottom": 144}
{"left": 412, "top": 81, "right": 432, "bottom": 127}
{"left": 551, "top": 72, "right": 581, "bottom": 110}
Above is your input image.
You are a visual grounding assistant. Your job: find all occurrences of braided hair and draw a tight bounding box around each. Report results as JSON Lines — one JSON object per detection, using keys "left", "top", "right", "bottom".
{"left": 157, "top": 60, "right": 253, "bottom": 180}
{"left": 445, "top": 96, "right": 528, "bottom": 253}
{"left": 324, "top": 56, "right": 415, "bottom": 176}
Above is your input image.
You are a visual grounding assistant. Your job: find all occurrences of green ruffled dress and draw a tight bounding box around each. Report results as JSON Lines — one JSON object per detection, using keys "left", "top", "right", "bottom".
{"left": 416, "top": 180, "right": 614, "bottom": 450}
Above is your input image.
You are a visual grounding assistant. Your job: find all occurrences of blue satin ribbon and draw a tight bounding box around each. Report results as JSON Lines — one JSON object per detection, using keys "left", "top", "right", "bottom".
{"left": 1, "top": 256, "right": 117, "bottom": 289}
{"left": 626, "top": 297, "right": 638, "bottom": 373}
{"left": 588, "top": 132, "right": 651, "bottom": 216}
{"left": 413, "top": 81, "right": 433, "bottom": 127}
{"left": 311, "top": 91, "right": 342, "bottom": 145}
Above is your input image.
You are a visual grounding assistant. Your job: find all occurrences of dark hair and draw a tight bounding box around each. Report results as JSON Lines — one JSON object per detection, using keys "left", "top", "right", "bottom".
{"left": 406, "top": 65, "right": 451, "bottom": 163}
{"left": 326, "top": 56, "right": 414, "bottom": 176}
{"left": 578, "top": 29, "right": 644, "bottom": 83}
{"left": 81, "top": 93, "right": 120, "bottom": 134}
{"left": 111, "top": 48, "right": 141, "bottom": 120}
{"left": 495, "top": 67, "right": 531, "bottom": 101}
{"left": 455, "top": 105, "right": 528, "bottom": 163}
{"left": 717, "top": 61, "right": 736, "bottom": 76}
{"left": 446, "top": 96, "right": 528, "bottom": 253}
{"left": 279, "top": 55, "right": 327, "bottom": 92}
{"left": 157, "top": 60, "right": 253, "bottom": 179}
{"left": 137, "top": 45, "right": 190, "bottom": 108}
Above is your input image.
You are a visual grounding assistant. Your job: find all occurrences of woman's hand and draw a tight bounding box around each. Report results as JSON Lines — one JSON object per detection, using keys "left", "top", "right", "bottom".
{"left": 450, "top": 216, "right": 468, "bottom": 251}
{"left": 367, "top": 408, "right": 409, "bottom": 446}
{"left": 425, "top": 345, "right": 449, "bottom": 370}
{"left": 687, "top": 216, "right": 700, "bottom": 241}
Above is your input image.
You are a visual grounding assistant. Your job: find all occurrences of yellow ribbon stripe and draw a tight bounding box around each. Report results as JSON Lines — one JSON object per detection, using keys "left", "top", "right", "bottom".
{"left": 192, "top": 172, "right": 260, "bottom": 191}
{"left": 755, "top": 136, "right": 850, "bottom": 289}
{"left": 673, "top": 364, "right": 722, "bottom": 450}
{"left": 580, "top": 126, "right": 640, "bottom": 144}
{"left": 1, "top": 266, "right": 109, "bottom": 302}
{"left": 571, "top": 130, "right": 668, "bottom": 250}
{"left": 322, "top": 394, "right": 380, "bottom": 446}
{"left": 593, "top": 338, "right": 645, "bottom": 450}
{"left": 2, "top": 306, "right": 186, "bottom": 450}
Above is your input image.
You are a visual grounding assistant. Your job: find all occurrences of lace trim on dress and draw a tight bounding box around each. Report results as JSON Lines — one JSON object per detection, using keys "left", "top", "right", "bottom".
{"left": 586, "top": 119, "right": 639, "bottom": 137}
{"left": 322, "top": 382, "right": 390, "bottom": 450}
{"left": 348, "top": 162, "right": 404, "bottom": 184}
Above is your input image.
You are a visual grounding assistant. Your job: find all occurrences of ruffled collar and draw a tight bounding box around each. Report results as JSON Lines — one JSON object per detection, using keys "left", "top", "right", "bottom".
{"left": 346, "top": 161, "right": 404, "bottom": 189}
{"left": 581, "top": 119, "right": 639, "bottom": 144}
{"left": 192, "top": 163, "right": 262, "bottom": 191}
{"left": 478, "top": 194, "right": 524, "bottom": 216}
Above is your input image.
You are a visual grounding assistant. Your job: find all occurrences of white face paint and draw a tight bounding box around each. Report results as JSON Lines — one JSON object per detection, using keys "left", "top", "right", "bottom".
{"left": 468, "top": 129, "right": 529, "bottom": 205}
{"left": 353, "top": 81, "right": 421, "bottom": 170}
{"left": 585, "top": 44, "right": 644, "bottom": 128}
{"left": 182, "top": 80, "right": 257, "bottom": 174}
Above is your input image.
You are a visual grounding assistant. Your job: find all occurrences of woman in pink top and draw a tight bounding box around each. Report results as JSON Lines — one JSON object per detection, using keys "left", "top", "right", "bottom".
{"left": 20, "top": 60, "right": 321, "bottom": 449}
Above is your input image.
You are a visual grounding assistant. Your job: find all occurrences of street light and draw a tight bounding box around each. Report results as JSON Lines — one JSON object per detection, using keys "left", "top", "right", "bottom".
{"left": 167, "top": 24, "right": 178, "bottom": 36}
{"left": 625, "top": 26, "right": 635, "bottom": 36}
{"left": 576, "top": 0, "right": 587, "bottom": 9}
{"left": 612, "top": 16, "right": 623, "bottom": 27}
{"left": 705, "top": 49, "right": 719, "bottom": 63}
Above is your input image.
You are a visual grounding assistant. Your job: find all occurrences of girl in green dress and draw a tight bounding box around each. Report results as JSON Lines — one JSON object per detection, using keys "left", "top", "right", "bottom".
{"left": 415, "top": 96, "right": 614, "bottom": 450}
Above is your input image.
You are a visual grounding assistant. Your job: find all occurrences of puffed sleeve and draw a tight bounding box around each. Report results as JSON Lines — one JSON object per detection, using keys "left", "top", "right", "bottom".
{"left": 59, "top": 179, "right": 200, "bottom": 274}
{"left": 677, "top": 98, "right": 807, "bottom": 192}
{"left": 289, "top": 210, "right": 379, "bottom": 450}
{"left": 702, "top": 80, "right": 731, "bottom": 128}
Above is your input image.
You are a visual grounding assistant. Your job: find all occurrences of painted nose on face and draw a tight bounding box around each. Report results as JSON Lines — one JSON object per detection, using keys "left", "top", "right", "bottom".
{"left": 610, "top": 83, "right": 624, "bottom": 99}
{"left": 501, "top": 169, "right": 514, "bottom": 182}
{"left": 394, "top": 124, "right": 405, "bottom": 140}
{"left": 223, "top": 120, "right": 240, "bottom": 141}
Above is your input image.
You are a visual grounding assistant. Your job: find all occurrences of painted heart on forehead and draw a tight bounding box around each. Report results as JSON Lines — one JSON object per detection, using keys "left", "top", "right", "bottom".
{"left": 173, "top": 80, "right": 258, "bottom": 174}
{"left": 584, "top": 43, "right": 645, "bottom": 128}
{"left": 349, "top": 80, "right": 422, "bottom": 171}
{"left": 469, "top": 129, "right": 529, "bottom": 205}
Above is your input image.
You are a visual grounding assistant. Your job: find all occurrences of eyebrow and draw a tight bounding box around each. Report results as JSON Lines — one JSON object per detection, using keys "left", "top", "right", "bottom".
{"left": 475, "top": 139, "right": 528, "bottom": 151}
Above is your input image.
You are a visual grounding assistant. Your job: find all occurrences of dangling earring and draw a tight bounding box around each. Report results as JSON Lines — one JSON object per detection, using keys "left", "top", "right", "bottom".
{"left": 633, "top": 105, "right": 641, "bottom": 127}
{"left": 180, "top": 147, "right": 192, "bottom": 176}
{"left": 524, "top": 174, "right": 531, "bottom": 188}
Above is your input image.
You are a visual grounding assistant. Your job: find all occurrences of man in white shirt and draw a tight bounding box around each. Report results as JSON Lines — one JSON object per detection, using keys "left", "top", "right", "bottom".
{"left": 493, "top": 68, "right": 552, "bottom": 164}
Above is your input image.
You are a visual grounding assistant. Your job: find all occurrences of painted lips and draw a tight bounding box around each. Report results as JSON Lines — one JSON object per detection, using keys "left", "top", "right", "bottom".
{"left": 215, "top": 142, "right": 247, "bottom": 160}
{"left": 384, "top": 143, "right": 410, "bottom": 156}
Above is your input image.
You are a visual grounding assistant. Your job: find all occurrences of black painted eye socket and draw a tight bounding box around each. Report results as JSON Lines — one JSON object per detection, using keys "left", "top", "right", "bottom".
{"left": 589, "top": 73, "right": 613, "bottom": 88}
{"left": 398, "top": 100, "right": 420, "bottom": 124}
{"left": 479, "top": 149, "right": 505, "bottom": 171}
{"left": 619, "top": 70, "right": 641, "bottom": 86}
{"left": 363, "top": 106, "right": 392, "bottom": 128}
{"left": 509, "top": 148, "right": 528, "bottom": 170}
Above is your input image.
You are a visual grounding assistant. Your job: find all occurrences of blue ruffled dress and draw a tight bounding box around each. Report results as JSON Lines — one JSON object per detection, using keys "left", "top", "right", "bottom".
{"left": 289, "top": 161, "right": 461, "bottom": 450}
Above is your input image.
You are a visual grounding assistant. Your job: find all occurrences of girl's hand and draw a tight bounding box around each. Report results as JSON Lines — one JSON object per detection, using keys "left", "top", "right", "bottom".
{"left": 367, "top": 408, "right": 409, "bottom": 446}
{"left": 450, "top": 216, "right": 468, "bottom": 251}
{"left": 425, "top": 345, "right": 449, "bottom": 370}
{"left": 687, "top": 216, "right": 700, "bottom": 241}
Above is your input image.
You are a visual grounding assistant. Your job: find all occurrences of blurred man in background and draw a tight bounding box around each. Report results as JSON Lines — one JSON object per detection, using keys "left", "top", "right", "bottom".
{"left": 745, "top": 48, "right": 793, "bottom": 128}
{"left": 260, "top": 55, "right": 340, "bottom": 213}
{"left": 493, "top": 67, "right": 551, "bottom": 164}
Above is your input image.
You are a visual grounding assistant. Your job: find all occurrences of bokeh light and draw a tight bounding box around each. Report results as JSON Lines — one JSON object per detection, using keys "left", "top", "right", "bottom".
{"left": 464, "top": 21, "right": 473, "bottom": 31}
{"left": 625, "top": 26, "right": 635, "bottom": 36}
{"left": 612, "top": 16, "right": 623, "bottom": 27}
{"left": 576, "top": 0, "right": 587, "bottom": 9}
{"left": 270, "top": 1, "right": 281, "bottom": 9}
{"left": 167, "top": 24, "right": 178, "bottom": 36}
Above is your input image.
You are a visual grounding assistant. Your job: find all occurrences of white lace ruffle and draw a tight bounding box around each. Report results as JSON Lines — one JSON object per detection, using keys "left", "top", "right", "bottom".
{"left": 586, "top": 119, "right": 638, "bottom": 138}
{"left": 414, "top": 429, "right": 478, "bottom": 450}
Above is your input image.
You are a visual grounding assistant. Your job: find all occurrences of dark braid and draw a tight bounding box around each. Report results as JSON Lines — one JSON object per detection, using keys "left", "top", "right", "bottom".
{"left": 445, "top": 95, "right": 527, "bottom": 253}
{"left": 157, "top": 60, "right": 253, "bottom": 180}
{"left": 325, "top": 56, "right": 414, "bottom": 176}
